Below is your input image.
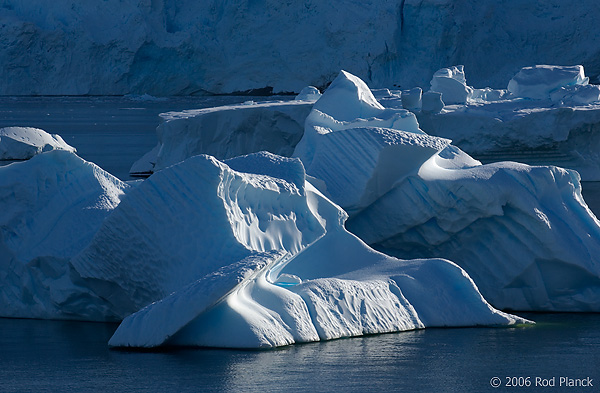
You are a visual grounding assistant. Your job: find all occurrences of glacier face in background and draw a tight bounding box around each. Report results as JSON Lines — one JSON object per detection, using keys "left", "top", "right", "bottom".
{"left": 1, "top": 0, "right": 600, "bottom": 95}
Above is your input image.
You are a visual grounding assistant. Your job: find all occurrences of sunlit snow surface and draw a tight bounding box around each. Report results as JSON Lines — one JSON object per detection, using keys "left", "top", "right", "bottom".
{"left": 0, "top": 126, "right": 75, "bottom": 160}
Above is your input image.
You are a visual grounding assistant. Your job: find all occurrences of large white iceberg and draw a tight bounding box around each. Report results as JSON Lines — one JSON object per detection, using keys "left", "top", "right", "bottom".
{"left": 0, "top": 127, "right": 76, "bottom": 160}
{"left": 0, "top": 149, "right": 524, "bottom": 348}
{"left": 295, "top": 70, "right": 600, "bottom": 312}
{"left": 508, "top": 65, "right": 589, "bottom": 100}
{"left": 429, "top": 65, "right": 473, "bottom": 105}
{"left": 105, "top": 152, "right": 523, "bottom": 348}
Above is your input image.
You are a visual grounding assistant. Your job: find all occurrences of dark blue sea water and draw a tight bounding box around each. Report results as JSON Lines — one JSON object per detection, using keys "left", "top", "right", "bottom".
{"left": 1, "top": 314, "right": 599, "bottom": 393}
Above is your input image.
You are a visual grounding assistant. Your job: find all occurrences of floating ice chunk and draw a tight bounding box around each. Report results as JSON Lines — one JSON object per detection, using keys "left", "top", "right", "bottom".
{"left": 295, "top": 86, "right": 322, "bottom": 101}
{"left": 550, "top": 84, "right": 600, "bottom": 104}
{"left": 0, "top": 127, "right": 76, "bottom": 160}
{"left": 131, "top": 100, "right": 312, "bottom": 175}
{"left": 508, "top": 65, "right": 589, "bottom": 100}
{"left": 421, "top": 91, "right": 444, "bottom": 113}
{"left": 469, "top": 87, "right": 511, "bottom": 102}
{"left": 401, "top": 87, "right": 422, "bottom": 111}
{"left": 429, "top": 65, "right": 473, "bottom": 105}
{"left": 416, "top": 96, "right": 600, "bottom": 181}
{"left": 110, "top": 179, "right": 525, "bottom": 349}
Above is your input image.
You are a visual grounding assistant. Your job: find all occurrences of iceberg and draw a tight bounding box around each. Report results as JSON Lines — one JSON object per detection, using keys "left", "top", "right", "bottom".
{"left": 294, "top": 70, "right": 600, "bottom": 312}
{"left": 0, "top": 127, "right": 76, "bottom": 160}
{"left": 0, "top": 151, "right": 130, "bottom": 320}
{"left": 130, "top": 100, "right": 312, "bottom": 176}
{"left": 429, "top": 65, "right": 473, "bottom": 105}
{"left": 508, "top": 65, "right": 589, "bottom": 100}
{"left": 295, "top": 86, "right": 322, "bottom": 102}
{"left": 106, "top": 152, "right": 523, "bottom": 348}
{"left": 0, "top": 148, "right": 525, "bottom": 348}
{"left": 416, "top": 65, "right": 600, "bottom": 181}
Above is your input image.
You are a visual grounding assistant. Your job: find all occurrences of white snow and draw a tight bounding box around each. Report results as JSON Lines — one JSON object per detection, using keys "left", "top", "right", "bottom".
{"left": 508, "top": 65, "right": 589, "bottom": 100}
{"left": 0, "top": 127, "right": 76, "bottom": 160}
{"left": 295, "top": 86, "right": 322, "bottom": 101}
{"left": 429, "top": 65, "right": 473, "bottom": 105}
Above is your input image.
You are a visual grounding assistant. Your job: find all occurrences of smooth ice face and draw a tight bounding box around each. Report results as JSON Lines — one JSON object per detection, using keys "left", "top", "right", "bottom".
{"left": 508, "top": 65, "right": 589, "bottom": 100}
{"left": 429, "top": 65, "right": 473, "bottom": 105}
{"left": 131, "top": 100, "right": 312, "bottom": 175}
{"left": 297, "top": 126, "right": 450, "bottom": 214}
{"left": 0, "top": 127, "right": 76, "bottom": 160}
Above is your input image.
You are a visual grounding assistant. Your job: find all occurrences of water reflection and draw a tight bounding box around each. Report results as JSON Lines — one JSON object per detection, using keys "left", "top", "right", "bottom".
{"left": 1, "top": 314, "right": 599, "bottom": 392}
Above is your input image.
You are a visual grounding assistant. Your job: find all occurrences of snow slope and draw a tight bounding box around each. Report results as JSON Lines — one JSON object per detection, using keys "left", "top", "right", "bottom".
{"left": 0, "top": 127, "right": 76, "bottom": 160}
{"left": 1, "top": 0, "right": 599, "bottom": 95}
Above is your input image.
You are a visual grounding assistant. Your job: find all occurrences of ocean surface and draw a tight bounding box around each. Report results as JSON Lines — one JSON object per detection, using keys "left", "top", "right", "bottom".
{"left": 1, "top": 314, "right": 599, "bottom": 393}
{"left": 1, "top": 96, "right": 599, "bottom": 392}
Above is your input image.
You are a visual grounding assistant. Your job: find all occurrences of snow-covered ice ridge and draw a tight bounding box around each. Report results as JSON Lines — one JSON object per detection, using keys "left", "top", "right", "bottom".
{"left": 132, "top": 69, "right": 600, "bottom": 313}
{"left": 2, "top": 1, "right": 600, "bottom": 95}
{"left": 0, "top": 127, "right": 76, "bottom": 160}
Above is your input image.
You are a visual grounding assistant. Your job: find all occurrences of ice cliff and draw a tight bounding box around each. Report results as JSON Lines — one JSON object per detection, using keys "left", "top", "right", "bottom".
{"left": 1, "top": 0, "right": 600, "bottom": 95}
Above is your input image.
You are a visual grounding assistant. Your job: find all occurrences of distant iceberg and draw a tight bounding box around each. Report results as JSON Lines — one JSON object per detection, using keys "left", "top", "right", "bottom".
{"left": 417, "top": 65, "right": 600, "bottom": 181}
{"left": 0, "top": 127, "right": 76, "bottom": 161}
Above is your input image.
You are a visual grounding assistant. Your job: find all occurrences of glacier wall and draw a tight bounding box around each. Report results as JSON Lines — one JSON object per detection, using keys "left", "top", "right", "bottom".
{"left": 1, "top": 0, "right": 599, "bottom": 95}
